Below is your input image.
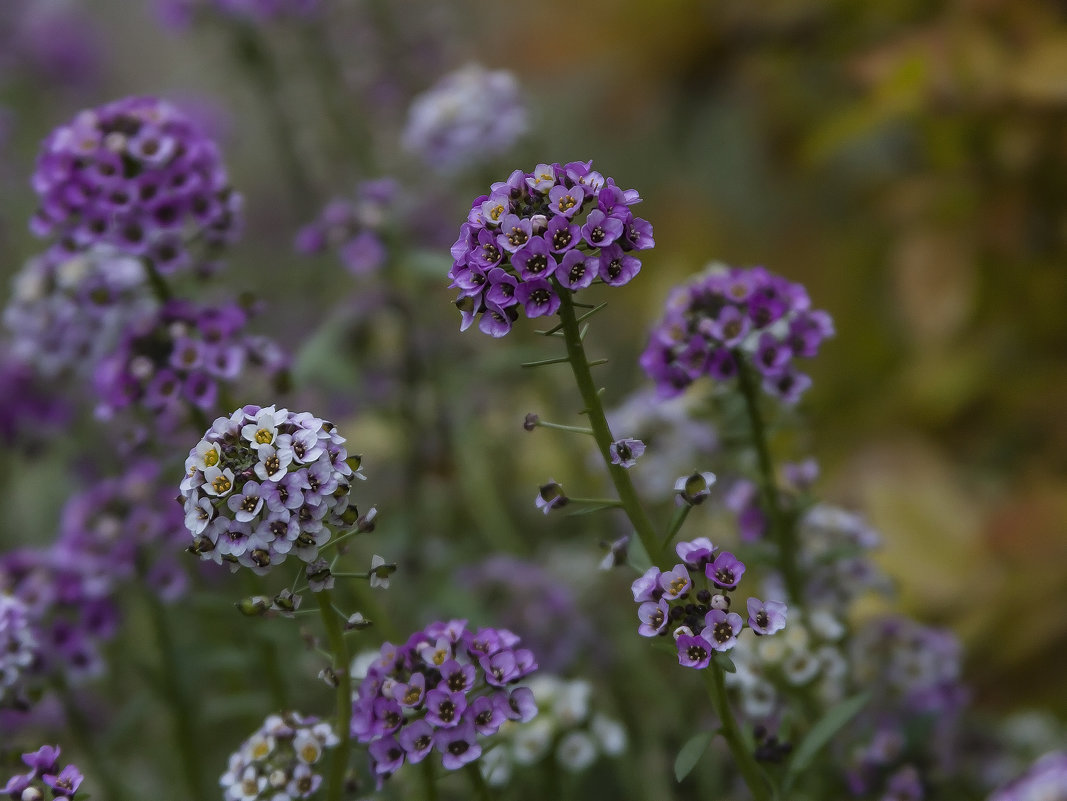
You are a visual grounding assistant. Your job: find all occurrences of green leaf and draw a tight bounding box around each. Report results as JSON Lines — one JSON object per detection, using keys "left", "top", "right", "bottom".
{"left": 712, "top": 652, "right": 737, "bottom": 673}
{"left": 784, "top": 692, "right": 872, "bottom": 789}
{"left": 674, "top": 731, "right": 716, "bottom": 782}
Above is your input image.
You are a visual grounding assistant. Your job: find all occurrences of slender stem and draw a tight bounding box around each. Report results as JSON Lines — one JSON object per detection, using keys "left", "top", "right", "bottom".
{"left": 465, "top": 762, "right": 492, "bottom": 801}
{"left": 660, "top": 504, "right": 692, "bottom": 553}
{"left": 733, "top": 355, "right": 802, "bottom": 604}
{"left": 421, "top": 757, "right": 439, "bottom": 801}
{"left": 242, "top": 573, "right": 289, "bottom": 710}
{"left": 316, "top": 589, "right": 352, "bottom": 801}
{"left": 703, "top": 667, "right": 772, "bottom": 801}
{"left": 532, "top": 420, "right": 594, "bottom": 436}
{"left": 141, "top": 258, "right": 173, "bottom": 304}
{"left": 144, "top": 588, "right": 204, "bottom": 799}
{"left": 228, "top": 23, "right": 315, "bottom": 207}
{"left": 58, "top": 688, "right": 129, "bottom": 801}
{"left": 555, "top": 289, "right": 660, "bottom": 560}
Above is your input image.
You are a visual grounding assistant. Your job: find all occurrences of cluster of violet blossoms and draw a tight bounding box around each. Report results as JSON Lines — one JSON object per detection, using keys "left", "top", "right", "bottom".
{"left": 180, "top": 405, "right": 359, "bottom": 574}
{"left": 3, "top": 246, "right": 154, "bottom": 380}
{"left": 2, "top": 746, "right": 82, "bottom": 799}
{"left": 641, "top": 265, "right": 834, "bottom": 404}
{"left": 351, "top": 619, "right": 539, "bottom": 779}
{"left": 403, "top": 64, "right": 527, "bottom": 173}
{"left": 31, "top": 96, "right": 241, "bottom": 272}
{"left": 92, "top": 299, "right": 287, "bottom": 428}
{"left": 450, "top": 161, "right": 654, "bottom": 336}
{"left": 632, "top": 538, "right": 786, "bottom": 669}
{"left": 295, "top": 180, "right": 397, "bottom": 276}
{"left": 219, "top": 712, "right": 338, "bottom": 801}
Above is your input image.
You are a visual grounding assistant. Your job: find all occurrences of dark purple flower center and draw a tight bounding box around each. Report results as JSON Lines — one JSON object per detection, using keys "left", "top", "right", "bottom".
{"left": 385, "top": 710, "right": 402, "bottom": 728}
{"left": 552, "top": 229, "right": 573, "bottom": 249}
{"left": 526, "top": 254, "right": 548, "bottom": 275}
{"left": 756, "top": 610, "right": 769, "bottom": 629}
{"left": 590, "top": 225, "right": 606, "bottom": 243}
{"left": 650, "top": 609, "right": 664, "bottom": 628}
{"left": 447, "top": 673, "right": 466, "bottom": 692}
{"left": 557, "top": 194, "right": 578, "bottom": 212}
{"left": 607, "top": 258, "right": 622, "bottom": 280}
{"left": 250, "top": 548, "right": 270, "bottom": 567}
{"left": 530, "top": 288, "right": 551, "bottom": 305}
{"left": 241, "top": 497, "right": 258, "bottom": 513}
{"left": 415, "top": 735, "right": 431, "bottom": 750}
{"left": 715, "top": 568, "right": 734, "bottom": 586}
{"left": 568, "top": 262, "right": 585, "bottom": 283}
{"left": 687, "top": 644, "right": 708, "bottom": 662}
{"left": 713, "top": 621, "right": 734, "bottom": 643}
{"left": 476, "top": 709, "right": 493, "bottom": 726}
{"left": 482, "top": 243, "right": 500, "bottom": 262}
{"left": 264, "top": 455, "right": 281, "bottom": 475}
{"left": 505, "top": 226, "right": 528, "bottom": 248}
{"left": 724, "top": 319, "right": 742, "bottom": 339}
{"left": 438, "top": 700, "right": 456, "bottom": 723}
{"left": 448, "top": 741, "right": 469, "bottom": 756}
{"left": 616, "top": 442, "right": 632, "bottom": 461}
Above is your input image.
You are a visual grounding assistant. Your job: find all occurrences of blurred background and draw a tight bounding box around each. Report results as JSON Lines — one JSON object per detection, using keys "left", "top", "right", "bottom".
{"left": 1, "top": 0, "right": 1065, "bottom": 796}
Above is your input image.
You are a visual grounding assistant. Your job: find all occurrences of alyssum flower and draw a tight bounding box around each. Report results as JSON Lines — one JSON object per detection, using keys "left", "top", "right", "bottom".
{"left": 31, "top": 95, "right": 241, "bottom": 272}
{"left": 219, "top": 711, "right": 338, "bottom": 801}
{"left": 631, "top": 537, "right": 787, "bottom": 669}
{"left": 449, "top": 160, "right": 654, "bottom": 337}
{"left": 180, "top": 405, "right": 360, "bottom": 574}
{"left": 641, "top": 264, "right": 833, "bottom": 404}
{"left": 351, "top": 619, "right": 539, "bottom": 780}
{"left": 2, "top": 745, "right": 83, "bottom": 799}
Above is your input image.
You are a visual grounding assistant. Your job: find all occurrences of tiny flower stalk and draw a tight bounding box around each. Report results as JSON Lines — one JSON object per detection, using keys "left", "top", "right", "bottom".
{"left": 734, "top": 356, "right": 802, "bottom": 605}
{"left": 315, "top": 588, "right": 352, "bottom": 801}
{"left": 555, "top": 287, "right": 661, "bottom": 562}
{"left": 702, "top": 666, "right": 773, "bottom": 801}
{"left": 465, "top": 761, "right": 494, "bottom": 801}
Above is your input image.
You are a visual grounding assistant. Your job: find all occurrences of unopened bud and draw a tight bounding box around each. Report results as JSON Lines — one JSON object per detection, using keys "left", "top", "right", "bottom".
{"left": 236, "top": 595, "right": 272, "bottom": 617}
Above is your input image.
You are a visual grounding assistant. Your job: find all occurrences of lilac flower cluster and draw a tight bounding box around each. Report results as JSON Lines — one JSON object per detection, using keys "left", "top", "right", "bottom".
{"left": 31, "top": 96, "right": 241, "bottom": 271}
{"left": 92, "top": 299, "right": 287, "bottom": 428}
{"left": 450, "top": 161, "right": 654, "bottom": 336}
{"left": 156, "top": 0, "right": 320, "bottom": 29}
{"left": 351, "top": 619, "right": 539, "bottom": 779}
{"left": 219, "top": 712, "right": 338, "bottom": 801}
{"left": 403, "top": 64, "right": 527, "bottom": 173}
{"left": 0, "top": 349, "right": 69, "bottom": 446}
{"left": 56, "top": 461, "right": 190, "bottom": 602}
{"left": 640, "top": 265, "right": 834, "bottom": 404}
{"left": 631, "top": 538, "right": 786, "bottom": 669}
{"left": 2, "top": 746, "right": 83, "bottom": 799}
{"left": 989, "top": 751, "right": 1067, "bottom": 801}
{"left": 295, "top": 180, "right": 397, "bottom": 276}
{"left": 180, "top": 405, "right": 359, "bottom": 574}
{"left": 0, "top": 593, "right": 38, "bottom": 708}
{"left": 4, "top": 246, "right": 153, "bottom": 379}
{"left": 0, "top": 547, "right": 119, "bottom": 696}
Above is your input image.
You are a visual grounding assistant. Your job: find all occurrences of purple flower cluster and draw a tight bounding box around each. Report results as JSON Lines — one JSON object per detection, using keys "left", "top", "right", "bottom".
{"left": 179, "top": 405, "right": 359, "bottom": 574}
{"left": 0, "top": 593, "right": 38, "bottom": 708}
{"left": 295, "top": 180, "right": 397, "bottom": 276}
{"left": 56, "top": 461, "right": 190, "bottom": 602}
{"left": 403, "top": 64, "right": 527, "bottom": 173}
{"left": 351, "top": 619, "right": 539, "bottom": 779}
{"left": 640, "top": 265, "right": 834, "bottom": 403}
{"left": 989, "top": 751, "right": 1067, "bottom": 801}
{"left": 0, "top": 547, "right": 120, "bottom": 695}
{"left": 31, "top": 96, "right": 241, "bottom": 271}
{"left": 219, "top": 711, "right": 338, "bottom": 801}
{"left": 92, "top": 299, "right": 287, "bottom": 429}
{"left": 156, "top": 0, "right": 320, "bottom": 29}
{"left": 4, "top": 246, "right": 153, "bottom": 379}
{"left": 450, "top": 161, "right": 654, "bottom": 336}
{"left": 631, "top": 538, "right": 786, "bottom": 669}
{"left": 0, "top": 348, "right": 70, "bottom": 446}
{"left": 2, "top": 745, "right": 83, "bottom": 799}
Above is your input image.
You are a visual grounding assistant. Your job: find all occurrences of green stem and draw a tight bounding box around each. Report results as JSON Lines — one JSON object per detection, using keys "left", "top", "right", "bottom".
{"left": 144, "top": 589, "right": 204, "bottom": 799}
{"left": 316, "top": 589, "right": 352, "bottom": 801}
{"left": 141, "top": 258, "right": 173, "bottom": 304}
{"left": 421, "top": 757, "right": 439, "bottom": 801}
{"left": 229, "top": 23, "right": 315, "bottom": 207}
{"left": 58, "top": 688, "right": 129, "bottom": 801}
{"left": 703, "top": 666, "right": 772, "bottom": 801}
{"left": 465, "top": 762, "right": 492, "bottom": 801}
{"left": 733, "top": 354, "right": 802, "bottom": 604}
{"left": 242, "top": 573, "right": 289, "bottom": 710}
{"left": 660, "top": 504, "right": 692, "bottom": 553}
{"left": 532, "top": 420, "right": 594, "bottom": 436}
{"left": 555, "top": 289, "right": 660, "bottom": 560}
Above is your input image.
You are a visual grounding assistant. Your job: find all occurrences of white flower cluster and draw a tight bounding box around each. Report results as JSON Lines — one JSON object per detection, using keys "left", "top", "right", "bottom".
{"left": 726, "top": 607, "right": 849, "bottom": 719}
{"left": 479, "top": 676, "right": 627, "bottom": 787}
{"left": 180, "top": 405, "right": 360, "bottom": 574}
{"left": 0, "top": 593, "right": 39, "bottom": 707}
{"left": 220, "top": 712, "right": 338, "bottom": 801}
